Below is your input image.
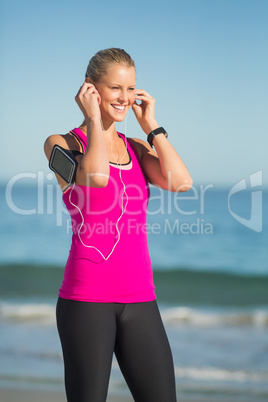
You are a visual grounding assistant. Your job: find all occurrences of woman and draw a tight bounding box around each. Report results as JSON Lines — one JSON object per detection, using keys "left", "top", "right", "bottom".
{"left": 44, "top": 48, "right": 192, "bottom": 402}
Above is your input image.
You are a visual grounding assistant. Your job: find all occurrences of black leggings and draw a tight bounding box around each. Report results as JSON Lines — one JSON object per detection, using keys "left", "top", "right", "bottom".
{"left": 56, "top": 298, "right": 177, "bottom": 402}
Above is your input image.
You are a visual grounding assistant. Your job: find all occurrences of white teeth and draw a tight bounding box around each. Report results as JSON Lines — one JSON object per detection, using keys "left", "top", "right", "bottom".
{"left": 112, "top": 105, "right": 125, "bottom": 110}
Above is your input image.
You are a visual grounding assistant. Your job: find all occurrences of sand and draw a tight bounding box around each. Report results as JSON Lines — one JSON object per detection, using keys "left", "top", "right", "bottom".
{"left": 0, "top": 386, "right": 233, "bottom": 402}
{"left": 0, "top": 387, "right": 132, "bottom": 402}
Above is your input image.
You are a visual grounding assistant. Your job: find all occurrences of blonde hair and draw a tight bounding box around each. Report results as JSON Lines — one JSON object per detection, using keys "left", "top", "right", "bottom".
{"left": 85, "top": 48, "right": 135, "bottom": 82}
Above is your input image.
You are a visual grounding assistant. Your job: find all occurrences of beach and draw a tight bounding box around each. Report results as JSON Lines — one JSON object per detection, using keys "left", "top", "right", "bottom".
{"left": 0, "top": 386, "right": 238, "bottom": 402}
{"left": 0, "top": 387, "right": 133, "bottom": 402}
{"left": 1, "top": 185, "right": 267, "bottom": 401}
{"left": 0, "top": 387, "right": 129, "bottom": 402}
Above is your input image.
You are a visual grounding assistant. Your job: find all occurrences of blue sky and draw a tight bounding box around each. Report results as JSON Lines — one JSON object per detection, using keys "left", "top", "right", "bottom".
{"left": 1, "top": 0, "right": 267, "bottom": 188}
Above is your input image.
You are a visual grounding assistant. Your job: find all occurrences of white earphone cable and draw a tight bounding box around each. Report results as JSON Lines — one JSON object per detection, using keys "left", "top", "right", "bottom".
{"left": 68, "top": 114, "right": 129, "bottom": 261}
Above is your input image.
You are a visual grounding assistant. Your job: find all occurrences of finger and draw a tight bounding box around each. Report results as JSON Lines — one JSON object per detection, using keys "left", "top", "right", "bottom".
{"left": 135, "top": 89, "right": 152, "bottom": 97}
{"left": 135, "top": 94, "right": 150, "bottom": 99}
{"left": 132, "top": 100, "right": 140, "bottom": 107}
{"left": 132, "top": 99, "right": 143, "bottom": 108}
{"left": 134, "top": 94, "right": 153, "bottom": 103}
{"left": 75, "top": 83, "right": 85, "bottom": 96}
{"left": 75, "top": 86, "right": 88, "bottom": 99}
{"left": 135, "top": 89, "right": 147, "bottom": 93}
{"left": 83, "top": 85, "right": 97, "bottom": 95}
{"left": 75, "top": 85, "right": 98, "bottom": 105}
{"left": 79, "top": 82, "right": 97, "bottom": 96}
{"left": 132, "top": 101, "right": 143, "bottom": 111}
{"left": 83, "top": 82, "right": 95, "bottom": 89}
{"left": 132, "top": 102, "right": 140, "bottom": 113}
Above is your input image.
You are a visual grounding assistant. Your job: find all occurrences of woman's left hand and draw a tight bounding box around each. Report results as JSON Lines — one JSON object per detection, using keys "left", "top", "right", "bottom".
{"left": 132, "top": 89, "right": 158, "bottom": 135}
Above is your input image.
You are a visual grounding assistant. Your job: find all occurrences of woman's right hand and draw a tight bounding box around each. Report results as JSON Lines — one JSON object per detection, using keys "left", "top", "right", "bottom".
{"left": 75, "top": 82, "right": 101, "bottom": 121}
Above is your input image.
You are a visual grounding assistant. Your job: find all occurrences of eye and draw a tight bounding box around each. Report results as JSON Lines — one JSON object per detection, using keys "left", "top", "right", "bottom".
{"left": 111, "top": 86, "right": 119, "bottom": 90}
{"left": 128, "top": 87, "right": 135, "bottom": 91}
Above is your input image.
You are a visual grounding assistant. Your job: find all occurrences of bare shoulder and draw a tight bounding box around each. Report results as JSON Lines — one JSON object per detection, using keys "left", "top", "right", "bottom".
{"left": 44, "top": 135, "right": 64, "bottom": 160}
{"left": 127, "top": 137, "right": 155, "bottom": 162}
{"left": 44, "top": 133, "right": 80, "bottom": 161}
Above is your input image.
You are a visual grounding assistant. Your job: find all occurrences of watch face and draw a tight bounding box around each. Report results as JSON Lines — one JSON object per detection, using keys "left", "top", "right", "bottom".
{"left": 147, "top": 127, "right": 168, "bottom": 148}
{"left": 153, "top": 127, "right": 166, "bottom": 135}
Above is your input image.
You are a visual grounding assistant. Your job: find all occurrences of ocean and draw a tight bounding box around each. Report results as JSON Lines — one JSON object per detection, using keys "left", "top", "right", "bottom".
{"left": 0, "top": 178, "right": 267, "bottom": 401}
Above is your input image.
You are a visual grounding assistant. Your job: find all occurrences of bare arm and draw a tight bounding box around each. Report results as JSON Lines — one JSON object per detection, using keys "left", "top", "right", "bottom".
{"left": 76, "top": 116, "right": 109, "bottom": 187}
{"left": 44, "top": 83, "right": 110, "bottom": 189}
{"left": 130, "top": 135, "right": 192, "bottom": 192}
{"left": 74, "top": 83, "right": 110, "bottom": 187}
{"left": 132, "top": 89, "right": 193, "bottom": 192}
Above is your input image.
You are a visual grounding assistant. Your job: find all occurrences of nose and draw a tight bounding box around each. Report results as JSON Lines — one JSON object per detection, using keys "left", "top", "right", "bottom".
{"left": 118, "top": 89, "right": 128, "bottom": 103}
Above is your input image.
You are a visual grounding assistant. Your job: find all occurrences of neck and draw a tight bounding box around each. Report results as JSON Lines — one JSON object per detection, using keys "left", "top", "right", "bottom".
{"left": 79, "top": 118, "right": 119, "bottom": 141}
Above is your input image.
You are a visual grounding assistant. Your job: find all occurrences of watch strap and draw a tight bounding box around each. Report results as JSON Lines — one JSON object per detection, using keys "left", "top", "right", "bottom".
{"left": 147, "top": 127, "right": 168, "bottom": 148}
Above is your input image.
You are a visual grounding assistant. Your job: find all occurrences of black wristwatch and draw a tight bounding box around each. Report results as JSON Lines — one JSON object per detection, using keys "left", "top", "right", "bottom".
{"left": 147, "top": 127, "right": 168, "bottom": 148}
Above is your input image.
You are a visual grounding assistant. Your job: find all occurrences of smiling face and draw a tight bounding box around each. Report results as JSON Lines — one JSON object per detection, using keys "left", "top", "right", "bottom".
{"left": 91, "top": 63, "right": 136, "bottom": 125}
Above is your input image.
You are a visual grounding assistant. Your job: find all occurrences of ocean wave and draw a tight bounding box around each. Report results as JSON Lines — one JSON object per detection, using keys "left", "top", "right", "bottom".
{"left": 1, "top": 300, "right": 268, "bottom": 328}
{"left": 161, "top": 306, "right": 268, "bottom": 327}
{"left": 3, "top": 365, "right": 267, "bottom": 389}
{"left": 0, "top": 372, "right": 63, "bottom": 387}
{"left": 0, "top": 302, "right": 56, "bottom": 325}
{"left": 1, "top": 263, "right": 268, "bottom": 306}
{"left": 174, "top": 365, "right": 268, "bottom": 383}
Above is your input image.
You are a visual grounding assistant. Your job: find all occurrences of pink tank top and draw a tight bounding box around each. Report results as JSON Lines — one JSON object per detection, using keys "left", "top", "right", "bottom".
{"left": 59, "top": 128, "right": 156, "bottom": 303}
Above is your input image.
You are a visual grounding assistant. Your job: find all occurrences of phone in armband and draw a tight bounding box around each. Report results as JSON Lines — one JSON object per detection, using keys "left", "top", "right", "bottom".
{"left": 49, "top": 145, "right": 79, "bottom": 184}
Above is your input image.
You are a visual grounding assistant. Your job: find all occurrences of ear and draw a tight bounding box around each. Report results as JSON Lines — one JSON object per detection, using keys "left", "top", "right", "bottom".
{"left": 85, "top": 77, "right": 92, "bottom": 84}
